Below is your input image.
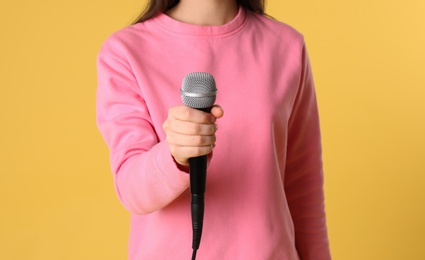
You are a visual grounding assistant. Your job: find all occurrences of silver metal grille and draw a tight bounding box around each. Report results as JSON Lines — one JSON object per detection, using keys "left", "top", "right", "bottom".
{"left": 181, "top": 72, "right": 217, "bottom": 109}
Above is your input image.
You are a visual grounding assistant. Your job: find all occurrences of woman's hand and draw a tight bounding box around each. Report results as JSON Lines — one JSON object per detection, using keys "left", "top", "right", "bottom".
{"left": 162, "top": 105, "right": 224, "bottom": 166}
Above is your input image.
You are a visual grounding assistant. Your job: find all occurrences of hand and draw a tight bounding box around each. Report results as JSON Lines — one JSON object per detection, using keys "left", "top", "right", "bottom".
{"left": 162, "top": 105, "right": 224, "bottom": 166}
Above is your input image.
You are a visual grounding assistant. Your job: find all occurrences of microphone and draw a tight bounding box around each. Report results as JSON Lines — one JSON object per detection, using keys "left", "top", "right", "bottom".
{"left": 180, "top": 72, "right": 217, "bottom": 259}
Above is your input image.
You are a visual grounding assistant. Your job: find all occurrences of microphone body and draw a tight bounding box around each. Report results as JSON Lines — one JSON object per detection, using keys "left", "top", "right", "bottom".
{"left": 189, "top": 156, "right": 207, "bottom": 251}
{"left": 180, "top": 72, "right": 217, "bottom": 254}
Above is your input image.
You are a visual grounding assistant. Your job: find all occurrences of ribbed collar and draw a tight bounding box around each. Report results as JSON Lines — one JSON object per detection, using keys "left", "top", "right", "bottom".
{"left": 152, "top": 7, "right": 247, "bottom": 38}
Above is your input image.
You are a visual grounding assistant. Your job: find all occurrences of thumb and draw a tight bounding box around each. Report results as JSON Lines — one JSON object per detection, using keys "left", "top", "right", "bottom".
{"left": 211, "top": 105, "right": 224, "bottom": 119}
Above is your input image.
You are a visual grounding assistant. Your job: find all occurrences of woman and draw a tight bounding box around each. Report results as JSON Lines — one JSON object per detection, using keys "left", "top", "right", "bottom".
{"left": 96, "top": 0, "right": 331, "bottom": 259}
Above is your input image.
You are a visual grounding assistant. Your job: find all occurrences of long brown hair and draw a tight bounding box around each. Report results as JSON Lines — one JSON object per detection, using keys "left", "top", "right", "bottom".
{"left": 132, "top": 0, "right": 265, "bottom": 24}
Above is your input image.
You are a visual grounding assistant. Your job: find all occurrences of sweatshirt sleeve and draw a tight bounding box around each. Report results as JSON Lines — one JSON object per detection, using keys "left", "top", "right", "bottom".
{"left": 96, "top": 39, "right": 190, "bottom": 215}
{"left": 284, "top": 44, "right": 332, "bottom": 259}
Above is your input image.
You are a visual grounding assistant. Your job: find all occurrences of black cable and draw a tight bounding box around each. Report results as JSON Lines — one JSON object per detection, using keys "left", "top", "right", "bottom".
{"left": 191, "top": 248, "right": 197, "bottom": 260}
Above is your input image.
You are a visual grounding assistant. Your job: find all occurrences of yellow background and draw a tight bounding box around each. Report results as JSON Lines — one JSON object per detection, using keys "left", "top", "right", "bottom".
{"left": 1, "top": 0, "right": 424, "bottom": 259}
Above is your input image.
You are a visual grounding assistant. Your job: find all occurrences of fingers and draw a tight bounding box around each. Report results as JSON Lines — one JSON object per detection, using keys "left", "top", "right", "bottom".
{"left": 167, "top": 120, "right": 217, "bottom": 136}
{"left": 163, "top": 105, "right": 223, "bottom": 166}
{"left": 166, "top": 131, "right": 216, "bottom": 147}
{"left": 169, "top": 105, "right": 216, "bottom": 124}
{"left": 169, "top": 145, "right": 215, "bottom": 166}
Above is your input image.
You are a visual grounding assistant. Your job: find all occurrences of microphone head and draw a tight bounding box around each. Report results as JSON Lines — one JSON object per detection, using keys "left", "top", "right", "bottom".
{"left": 181, "top": 72, "right": 217, "bottom": 109}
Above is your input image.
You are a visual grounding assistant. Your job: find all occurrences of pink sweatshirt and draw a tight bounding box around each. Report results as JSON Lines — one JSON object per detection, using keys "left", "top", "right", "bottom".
{"left": 96, "top": 7, "right": 331, "bottom": 260}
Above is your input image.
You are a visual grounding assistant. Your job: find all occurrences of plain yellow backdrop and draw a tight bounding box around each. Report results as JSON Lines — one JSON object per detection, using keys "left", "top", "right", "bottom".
{"left": 1, "top": 0, "right": 424, "bottom": 259}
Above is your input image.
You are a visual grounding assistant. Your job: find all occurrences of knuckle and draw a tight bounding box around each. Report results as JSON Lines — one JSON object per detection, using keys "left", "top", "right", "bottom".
{"left": 182, "top": 108, "right": 193, "bottom": 119}
{"left": 194, "top": 135, "right": 205, "bottom": 145}
{"left": 191, "top": 123, "right": 201, "bottom": 133}
{"left": 162, "top": 121, "right": 168, "bottom": 130}
{"left": 169, "top": 145, "right": 178, "bottom": 155}
{"left": 209, "top": 125, "right": 216, "bottom": 135}
{"left": 194, "top": 146, "right": 204, "bottom": 155}
{"left": 165, "top": 134, "right": 172, "bottom": 143}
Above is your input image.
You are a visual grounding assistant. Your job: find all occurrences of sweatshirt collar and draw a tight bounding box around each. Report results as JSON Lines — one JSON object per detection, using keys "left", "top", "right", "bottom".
{"left": 152, "top": 7, "right": 247, "bottom": 37}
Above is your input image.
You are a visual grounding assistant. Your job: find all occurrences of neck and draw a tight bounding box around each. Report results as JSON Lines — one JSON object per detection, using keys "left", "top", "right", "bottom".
{"left": 166, "top": 0, "right": 239, "bottom": 26}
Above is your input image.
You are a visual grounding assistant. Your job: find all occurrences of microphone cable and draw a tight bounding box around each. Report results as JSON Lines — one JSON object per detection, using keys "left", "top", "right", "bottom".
{"left": 191, "top": 249, "right": 197, "bottom": 260}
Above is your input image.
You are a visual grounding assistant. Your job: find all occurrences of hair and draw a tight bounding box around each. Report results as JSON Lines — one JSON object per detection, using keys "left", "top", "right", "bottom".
{"left": 132, "top": 0, "right": 265, "bottom": 24}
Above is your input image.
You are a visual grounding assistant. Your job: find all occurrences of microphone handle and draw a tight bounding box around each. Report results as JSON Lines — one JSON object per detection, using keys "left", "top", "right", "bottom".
{"left": 189, "top": 155, "right": 207, "bottom": 194}
{"left": 188, "top": 105, "right": 213, "bottom": 253}
{"left": 189, "top": 155, "right": 207, "bottom": 250}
